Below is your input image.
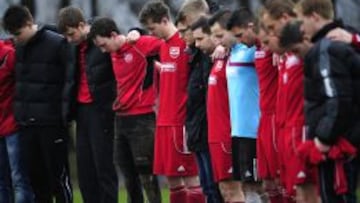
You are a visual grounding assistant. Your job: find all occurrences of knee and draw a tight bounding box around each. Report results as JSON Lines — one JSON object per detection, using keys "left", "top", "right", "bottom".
{"left": 167, "top": 177, "right": 184, "bottom": 188}
{"left": 183, "top": 176, "right": 200, "bottom": 188}
{"left": 263, "top": 179, "right": 277, "bottom": 191}
{"left": 219, "top": 181, "right": 242, "bottom": 201}
{"left": 296, "top": 183, "right": 319, "bottom": 203}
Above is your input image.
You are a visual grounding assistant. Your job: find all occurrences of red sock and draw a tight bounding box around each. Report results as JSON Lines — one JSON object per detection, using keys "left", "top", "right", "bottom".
{"left": 170, "top": 186, "right": 187, "bottom": 203}
{"left": 282, "top": 196, "right": 296, "bottom": 203}
{"left": 186, "top": 186, "right": 205, "bottom": 203}
{"left": 267, "top": 188, "right": 283, "bottom": 203}
{"left": 269, "top": 194, "right": 283, "bottom": 203}
{"left": 226, "top": 202, "right": 245, "bottom": 203}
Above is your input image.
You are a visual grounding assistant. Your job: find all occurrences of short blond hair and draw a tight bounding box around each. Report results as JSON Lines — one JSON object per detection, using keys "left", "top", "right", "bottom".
{"left": 177, "top": 0, "right": 209, "bottom": 25}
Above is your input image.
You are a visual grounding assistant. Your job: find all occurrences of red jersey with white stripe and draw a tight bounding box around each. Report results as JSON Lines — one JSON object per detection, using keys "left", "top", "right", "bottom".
{"left": 207, "top": 58, "right": 231, "bottom": 143}
{"left": 111, "top": 35, "right": 162, "bottom": 115}
{"left": 156, "top": 32, "right": 190, "bottom": 126}
{"left": 276, "top": 53, "right": 304, "bottom": 127}
{"left": 254, "top": 49, "right": 277, "bottom": 113}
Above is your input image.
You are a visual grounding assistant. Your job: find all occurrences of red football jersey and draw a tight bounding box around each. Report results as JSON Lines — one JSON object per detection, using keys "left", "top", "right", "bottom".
{"left": 77, "top": 41, "right": 93, "bottom": 103}
{"left": 352, "top": 34, "right": 360, "bottom": 48}
{"left": 156, "top": 32, "right": 190, "bottom": 126}
{"left": 0, "top": 41, "right": 17, "bottom": 136}
{"left": 254, "top": 49, "right": 278, "bottom": 113}
{"left": 207, "top": 58, "right": 231, "bottom": 143}
{"left": 276, "top": 53, "right": 304, "bottom": 127}
{"left": 112, "top": 35, "right": 162, "bottom": 115}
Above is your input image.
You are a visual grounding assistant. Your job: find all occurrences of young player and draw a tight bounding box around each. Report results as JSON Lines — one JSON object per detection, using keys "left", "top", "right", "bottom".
{"left": 208, "top": 9, "right": 250, "bottom": 203}
{"left": 226, "top": 8, "right": 262, "bottom": 203}
{"left": 139, "top": 1, "right": 205, "bottom": 203}
{"left": 57, "top": 7, "right": 118, "bottom": 203}
{"left": 176, "top": 1, "right": 223, "bottom": 202}
{"left": 261, "top": 1, "right": 319, "bottom": 202}
{"left": 190, "top": 15, "right": 233, "bottom": 203}
{"left": 89, "top": 17, "right": 163, "bottom": 203}
{"left": 0, "top": 40, "right": 35, "bottom": 203}
{"left": 253, "top": 17, "right": 282, "bottom": 203}
{"left": 2, "top": 5, "right": 73, "bottom": 202}
{"left": 283, "top": 1, "right": 360, "bottom": 201}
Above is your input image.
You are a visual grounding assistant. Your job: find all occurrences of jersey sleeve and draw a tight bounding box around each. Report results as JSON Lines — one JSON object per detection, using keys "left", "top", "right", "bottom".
{"left": 138, "top": 36, "right": 163, "bottom": 56}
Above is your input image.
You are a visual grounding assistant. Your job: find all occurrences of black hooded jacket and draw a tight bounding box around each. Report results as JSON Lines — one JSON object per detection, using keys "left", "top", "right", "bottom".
{"left": 14, "top": 27, "right": 73, "bottom": 126}
{"left": 304, "top": 21, "right": 360, "bottom": 146}
{"left": 64, "top": 37, "right": 116, "bottom": 122}
{"left": 186, "top": 46, "right": 212, "bottom": 152}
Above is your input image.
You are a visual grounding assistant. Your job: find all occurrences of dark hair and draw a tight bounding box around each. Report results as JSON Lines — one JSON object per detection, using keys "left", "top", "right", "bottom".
{"left": 88, "top": 17, "right": 120, "bottom": 39}
{"left": 190, "top": 16, "right": 211, "bottom": 34}
{"left": 279, "top": 20, "right": 304, "bottom": 48}
{"left": 2, "top": 5, "right": 33, "bottom": 34}
{"left": 226, "top": 7, "right": 256, "bottom": 30}
{"left": 139, "top": 1, "right": 171, "bottom": 25}
{"left": 263, "top": 0, "right": 297, "bottom": 20}
{"left": 208, "top": 9, "right": 231, "bottom": 29}
{"left": 58, "top": 7, "right": 85, "bottom": 33}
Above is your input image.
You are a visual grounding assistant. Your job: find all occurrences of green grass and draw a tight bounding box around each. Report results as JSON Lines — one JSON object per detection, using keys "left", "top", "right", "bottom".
{"left": 73, "top": 188, "right": 169, "bottom": 203}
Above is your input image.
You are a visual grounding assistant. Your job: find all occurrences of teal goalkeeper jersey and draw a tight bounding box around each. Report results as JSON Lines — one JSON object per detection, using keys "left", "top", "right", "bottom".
{"left": 226, "top": 43, "right": 260, "bottom": 138}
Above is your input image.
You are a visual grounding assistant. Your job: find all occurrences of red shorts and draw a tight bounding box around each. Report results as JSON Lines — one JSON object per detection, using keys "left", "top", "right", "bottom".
{"left": 281, "top": 125, "right": 318, "bottom": 195}
{"left": 153, "top": 126, "right": 198, "bottom": 176}
{"left": 209, "top": 142, "right": 233, "bottom": 182}
{"left": 257, "top": 113, "right": 279, "bottom": 179}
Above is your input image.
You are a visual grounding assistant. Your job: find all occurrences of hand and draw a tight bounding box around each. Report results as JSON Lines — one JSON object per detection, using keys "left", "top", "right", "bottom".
{"left": 153, "top": 98, "right": 159, "bottom": 116}
{"left": 126, "top": 30, "right": 141, "bottom": 44}
{"left": 314, "top": 137, "right": 331, "bottom": 153}
{"left": 154, "top": 60, "right": 162, "bottom": 71}
{"left": 326, "top": 28, "right": 353, "bottom": 44}
{"left": 211, "top": 45, "right": 227, "bottom": 60}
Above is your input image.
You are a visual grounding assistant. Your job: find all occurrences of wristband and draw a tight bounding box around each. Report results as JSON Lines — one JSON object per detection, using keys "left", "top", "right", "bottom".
{"left": 352, "top": 34, "right": 360, "bottom": 48}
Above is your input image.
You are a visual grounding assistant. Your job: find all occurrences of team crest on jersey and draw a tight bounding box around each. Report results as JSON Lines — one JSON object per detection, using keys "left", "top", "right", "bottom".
{"left": 255, "top": 50, "right": 265, "bottom": 59}
{"left": 215, "top": 60, "right": 224, "bottom": 71}
{"left": 285, "top": 55, "right": 300, "bottom": 69}
{"left": 124, "top": 53, "right": 133, "bottom": 63}
{"left": 208, "top": 76, "right": 217, "bottom": 85}
{"left": 169, "top": 46, "right": 180, "bottom": 59}
{"left": 283, "top": 72, "right": 288, "bottom": 84}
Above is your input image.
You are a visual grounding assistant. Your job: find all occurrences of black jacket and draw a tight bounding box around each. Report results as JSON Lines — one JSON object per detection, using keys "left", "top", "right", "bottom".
{"left": 312, "top": 20, "right": 360, "bottom": 52}
{"left": 14, "top": 27, "right": 74, "bottom": 126}
{"left": 64, "top": 38, "right": 116, "bottom": 122}
{"left": 304, "top": 22, "right": 360, "bottom": 146}
{"left": 186, "top": 46, "right": 212, "bottom": 152}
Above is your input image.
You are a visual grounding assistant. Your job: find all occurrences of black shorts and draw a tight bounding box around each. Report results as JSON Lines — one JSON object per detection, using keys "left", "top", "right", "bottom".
{"left": 232, "top": 137, "right": 257, "bottom": 182}
{"left": 114, "top": 113, "right": 155, "bottom": 174}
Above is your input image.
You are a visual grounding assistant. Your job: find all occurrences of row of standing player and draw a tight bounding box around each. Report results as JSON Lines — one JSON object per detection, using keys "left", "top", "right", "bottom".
{"left": 1, "top": 0, "right": 360, "bottom": 203}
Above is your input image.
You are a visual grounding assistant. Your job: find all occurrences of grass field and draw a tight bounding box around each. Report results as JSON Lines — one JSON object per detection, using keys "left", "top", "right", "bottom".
{"left": 67, "top": 140, "right": 170, "bottom": 203}
{"left": 73, "top": 188, "right": 170, "bottom": 203}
